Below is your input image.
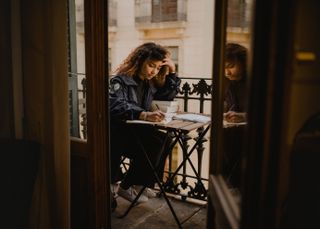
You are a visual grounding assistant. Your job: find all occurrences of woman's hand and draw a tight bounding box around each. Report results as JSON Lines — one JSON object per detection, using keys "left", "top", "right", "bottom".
{"left": 162, "top": 57, "right": 176, "bottom": 74}
{"left": 224, "top": 111, "right": 246, "bottom": 123}
{"left": 151, "top": 56, "right": 176, "bottom": 88}
{"left": 140, "top": 111, "right": 166, "bottom": 122}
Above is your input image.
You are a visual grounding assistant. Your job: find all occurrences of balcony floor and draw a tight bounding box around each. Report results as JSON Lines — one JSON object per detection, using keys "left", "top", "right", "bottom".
{"left": 111, "top": 194, "right": 207, "bottom": 228}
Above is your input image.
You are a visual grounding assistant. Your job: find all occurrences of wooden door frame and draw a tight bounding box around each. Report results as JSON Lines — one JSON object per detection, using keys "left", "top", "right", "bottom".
{"left": 241, "top": 0, "right": 294, "bottom": 228}
{"left": 72, "top": 0, "right": 110, "bottom": 228}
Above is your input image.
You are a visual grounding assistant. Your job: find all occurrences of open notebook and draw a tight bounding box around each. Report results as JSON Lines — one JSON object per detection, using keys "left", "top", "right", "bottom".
{"left": 126, "top": 113, "right": 175, "bottom": 125}
{"left": 127, "top": 113, "right": 211, "bottom": 125}
{"left": 172, "top": 113, "right": 211, "bottom": 123}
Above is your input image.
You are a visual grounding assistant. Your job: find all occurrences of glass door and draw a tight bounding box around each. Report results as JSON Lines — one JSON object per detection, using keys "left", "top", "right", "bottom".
{"left": 207, "top": 0, "right": 254, "bottom": 227}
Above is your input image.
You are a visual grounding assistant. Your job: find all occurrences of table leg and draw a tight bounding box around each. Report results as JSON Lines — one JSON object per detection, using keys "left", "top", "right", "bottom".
{"left": 118, "top": 128, "right": 183, "bottom": 229}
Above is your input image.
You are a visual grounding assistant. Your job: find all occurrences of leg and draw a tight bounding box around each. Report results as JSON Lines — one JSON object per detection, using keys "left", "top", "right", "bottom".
{"left": 121, "top": 126, "right": 172, "bottom": 187}
{"left": 118, "top": 128, "right": 183, "bottom": 229}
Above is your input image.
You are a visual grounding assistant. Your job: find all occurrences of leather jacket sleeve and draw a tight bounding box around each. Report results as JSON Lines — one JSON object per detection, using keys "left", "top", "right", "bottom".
{"left": 109, "top": 77, "right": 144, "bottom": 121}
{"left": 154, "top": 73, "right": 181, "bottom": 101}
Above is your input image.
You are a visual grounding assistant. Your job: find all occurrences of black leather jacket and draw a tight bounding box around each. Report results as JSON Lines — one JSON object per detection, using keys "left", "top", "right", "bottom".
{"left": 109, "top": 73, "right": 181, "bottom": 121}
{"left": 224, "top": 79, "right": 246, "bottom": 112}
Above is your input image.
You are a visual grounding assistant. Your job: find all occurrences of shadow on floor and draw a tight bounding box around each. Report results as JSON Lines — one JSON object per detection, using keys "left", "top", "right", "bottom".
{"left": 111, "top": 194, "right": 207, "bottom": 229}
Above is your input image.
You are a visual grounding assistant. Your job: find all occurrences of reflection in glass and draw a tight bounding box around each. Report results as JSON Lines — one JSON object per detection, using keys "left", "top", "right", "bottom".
{"left": 221, "top": 0, "right": 253, "bottom": 206}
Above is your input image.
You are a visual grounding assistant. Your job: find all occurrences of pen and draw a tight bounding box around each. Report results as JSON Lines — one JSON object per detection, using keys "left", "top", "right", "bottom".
{"left": 229, "top": 104, "right": 235, "bottom": 111}
{"left": 155, "top": 104, "right": 166, "bottom": 119}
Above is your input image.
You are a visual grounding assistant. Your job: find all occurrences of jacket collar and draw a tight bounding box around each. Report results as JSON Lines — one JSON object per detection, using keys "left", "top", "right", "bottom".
{"left": 117, "top": 75, "right": 157, "bottom": 93}
{"left": 117, "top": 74, "right": 137, "bottom": 86}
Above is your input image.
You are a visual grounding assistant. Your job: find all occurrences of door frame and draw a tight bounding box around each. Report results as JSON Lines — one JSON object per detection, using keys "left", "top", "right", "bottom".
{"left": 83, "top": 0, "right": 109, "bottom": 227}
{"left": 71, "top": 0, "right": 110, "bottom": 228}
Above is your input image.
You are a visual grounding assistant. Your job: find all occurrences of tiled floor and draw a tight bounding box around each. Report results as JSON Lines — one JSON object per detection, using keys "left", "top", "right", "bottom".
{"left": 111, "top": 194, "right": 207, "bottom": 229}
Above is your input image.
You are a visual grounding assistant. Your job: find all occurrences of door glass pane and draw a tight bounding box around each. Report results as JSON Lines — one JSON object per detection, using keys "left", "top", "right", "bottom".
{"left": 110, "top": 0, "right": 213, "bottom": 227}
{"left": 68, "top": 0, "right": 87, "bottom": 140}
{"left": 221, "top": 0, "right": 253, "bottom": 204}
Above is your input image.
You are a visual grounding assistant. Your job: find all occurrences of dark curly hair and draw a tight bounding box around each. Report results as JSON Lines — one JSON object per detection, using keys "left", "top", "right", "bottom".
{"left": 114, "top": 42, "right": 170, "bottom": 78}
{"left": 225, "top": 43, "right": 248, "bottom": 80}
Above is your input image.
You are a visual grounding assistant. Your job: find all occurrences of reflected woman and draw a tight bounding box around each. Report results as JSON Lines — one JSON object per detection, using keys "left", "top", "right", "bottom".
{"left": 224, "top": 43, "right": 248, "bottom": 123}
{"left": 222, "top": 43, "right": 248, "bottom": 189}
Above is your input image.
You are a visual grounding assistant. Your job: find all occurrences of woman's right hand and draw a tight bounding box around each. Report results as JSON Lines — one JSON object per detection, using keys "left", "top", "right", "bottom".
{"left": 140, "top": 111, "right": 165, "bottom": 122}
{"left": 224, "top": 111, "right": 247, "bottom": 123}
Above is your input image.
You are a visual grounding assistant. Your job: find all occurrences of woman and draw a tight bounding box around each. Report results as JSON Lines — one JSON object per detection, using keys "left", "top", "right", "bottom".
{"left": 223, "top": 43, "right": 248, "bottom": 123}
{"left": 222, "top": 43, "right": 248, "bottom": 189}
{"left": 109, "top": 42, "right": 181, "bottom": 203}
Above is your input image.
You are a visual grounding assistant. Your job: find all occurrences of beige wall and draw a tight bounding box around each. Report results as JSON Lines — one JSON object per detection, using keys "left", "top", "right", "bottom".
{"left": 108, "top": 0, "right": 251, "bottom": 77}
{"left": 109, "top": 0, "right": 215, "bottom": 78}
{"left": 285, "top": 0, "right": 320, "bottom": 144}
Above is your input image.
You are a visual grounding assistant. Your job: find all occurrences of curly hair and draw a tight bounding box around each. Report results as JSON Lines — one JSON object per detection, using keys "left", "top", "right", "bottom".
{"left": 225, "top": 43, "right": 248, "bottom": 80}
{"left": 114, "top": 42, "right": 170, "bottom": 78}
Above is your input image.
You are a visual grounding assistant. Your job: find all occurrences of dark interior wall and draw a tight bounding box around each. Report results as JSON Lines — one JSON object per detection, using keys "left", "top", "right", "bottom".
{"left": 280, "top": 0, "right": 320, "bottom": 228}
{"left": 1, "top": 139, "right": 40, "bottom": 229}
{"left": 280, "top": 0, "right": 320, "bottom": 205}
{"left": 19, "top": 0, "right": 70, "bottom": 228}
{"left": 0, "top": 0, "right": 14, "bottom": 138}
{"left": 286, "top": 0, "right": 320, "bottom": 142}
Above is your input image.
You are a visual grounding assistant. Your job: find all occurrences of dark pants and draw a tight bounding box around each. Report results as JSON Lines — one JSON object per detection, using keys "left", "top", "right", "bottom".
{"left": 222, "top": 126, "right": 245, "bottom": 189}
{"left": 110, "top": 122, "right": 172, "bottom": 187}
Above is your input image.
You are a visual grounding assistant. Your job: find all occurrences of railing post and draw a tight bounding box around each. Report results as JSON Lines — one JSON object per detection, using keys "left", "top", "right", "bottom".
{"left": 180, "top": 82, "right": 191, "bottom": 112}
{"left": 188, "top": 127, "right": 208, "bottom": 200}
{"left": 179, "top": 133, "right": 191, "bottom": 201}
{"left": 81, "top": 78, "right": 87, "bottom": 139}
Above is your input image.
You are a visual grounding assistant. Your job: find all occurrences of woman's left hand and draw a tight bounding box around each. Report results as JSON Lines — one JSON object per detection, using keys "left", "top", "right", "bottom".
{"left": 162, "top": 57, "right": 176, "bottom": 74}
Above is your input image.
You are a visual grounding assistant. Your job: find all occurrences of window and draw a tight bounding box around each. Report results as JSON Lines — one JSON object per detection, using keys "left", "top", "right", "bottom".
{"left": 108, "top": 0, "right": 117, "bottom": 27}
{"left": 135, "top": 0, "right": 186, "bottom": 24}
{"left": 166, "top": 46, "right": 179, "bottom": 72}
{"left": 227, "top": 0, "right": 252, "bottom": 30}
{"left": 152, "top": 0, "right": 178, "bottom": 22}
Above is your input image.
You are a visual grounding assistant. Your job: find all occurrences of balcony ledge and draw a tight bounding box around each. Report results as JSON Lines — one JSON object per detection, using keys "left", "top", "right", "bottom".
{"left": 135, "top": 20, "right": 187, "bottom": 31}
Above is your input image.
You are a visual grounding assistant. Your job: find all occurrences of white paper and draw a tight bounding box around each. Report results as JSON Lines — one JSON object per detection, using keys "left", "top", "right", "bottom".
{"left": 172, "top": 113, "right": 211, "bottom": 123}
{"left": 126, "top": 113, "right": 174, "bottom": 125}
{"left": 223, "top": 120, "right": 247, "bottom": 128}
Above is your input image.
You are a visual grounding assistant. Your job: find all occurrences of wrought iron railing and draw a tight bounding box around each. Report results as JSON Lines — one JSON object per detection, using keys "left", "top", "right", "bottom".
{"left": 69, "top": 76, "right": 213, "bottom": 202}
{"left": 176, "top": 77, "right": 212, "bottom": 113}
{"left": 162, "top": 77, "right": 212, "bottom": 202}
{"left": 68, "top": 72, "right": 87, "bottom": 139}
